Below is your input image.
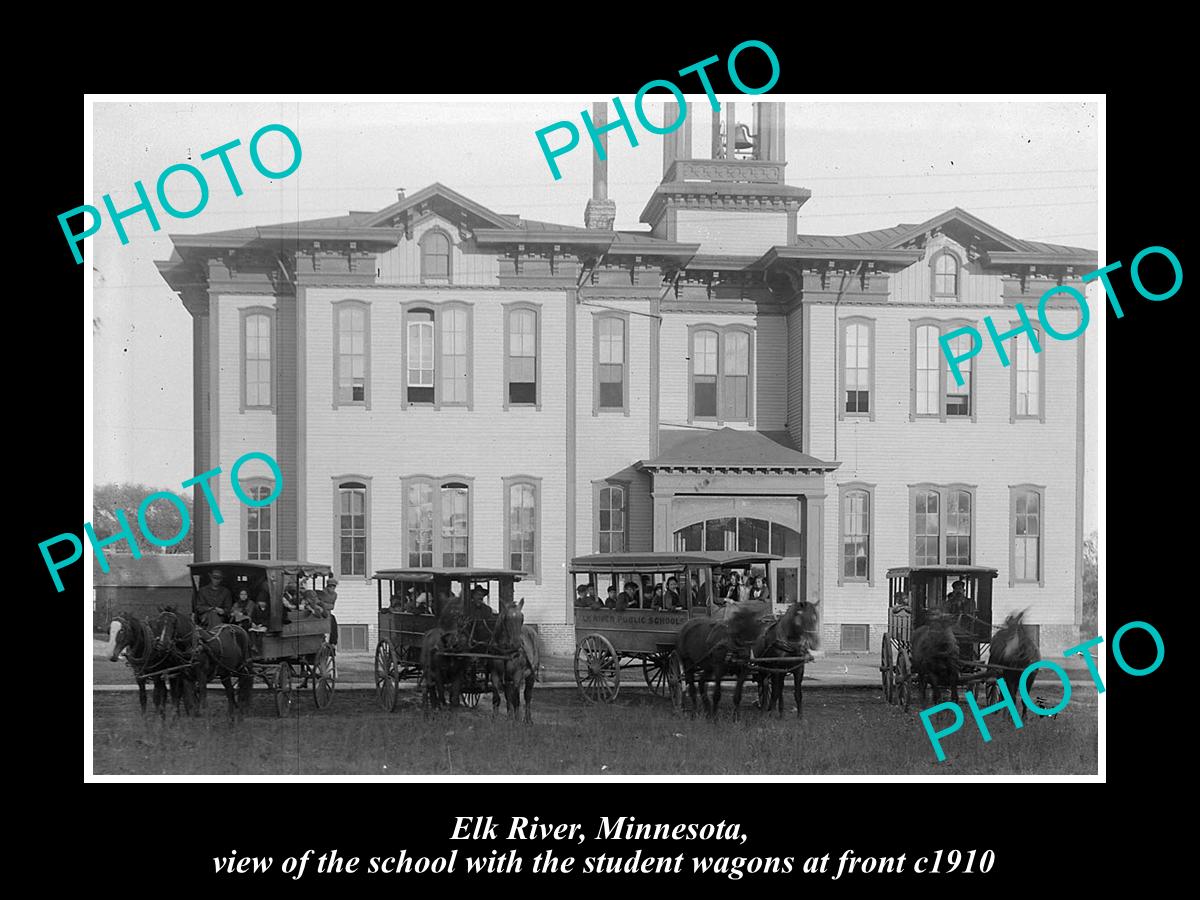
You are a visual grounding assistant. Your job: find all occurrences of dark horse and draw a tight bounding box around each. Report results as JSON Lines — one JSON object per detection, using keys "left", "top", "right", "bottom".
{"left": 421, "top": 596, "right": 466, "bottom": 709}
{"left": 675, "top": 605, "right": 766, "bottom": 721}
{"left": 990, "top": 609, "right": 1040, "bottom": 719}
{"left": 159, "top": 611, "right": 254, "bottom": 721}
{"left": 109, "top": 614, "right": 176, "bottom": 718}
{"left": 752, "top": 600, "right": 820, "bottom": 719}
{"left": 488, "top": 597, "right": 540, "bottom": 723}
{"left": 911, "top": 611, "right": 961, "bottom": 704}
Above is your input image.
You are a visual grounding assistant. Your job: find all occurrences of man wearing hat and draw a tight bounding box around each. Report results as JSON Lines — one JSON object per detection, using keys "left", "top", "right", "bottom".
{"left": 319, "top": 577, "right": 339, "bottom": 650}
{"left": 195, "top": 568, "right": 233, "bottom": 629}
{"left": 945, "top": 579, "right": 973, "bottom": 619}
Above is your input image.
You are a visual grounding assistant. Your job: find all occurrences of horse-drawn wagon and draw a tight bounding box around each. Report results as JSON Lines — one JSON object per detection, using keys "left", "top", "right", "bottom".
{"left": 187, "top": 560, "right": 337, "bottom": 716}
{"left": 371, "top": 567, "right": 526, "bottom": 712}
{"left": 881, "top": 564, "right": 1004, "bottom": 709}
{"left": 569, "top": 551, "right": 783, "bottom": 705}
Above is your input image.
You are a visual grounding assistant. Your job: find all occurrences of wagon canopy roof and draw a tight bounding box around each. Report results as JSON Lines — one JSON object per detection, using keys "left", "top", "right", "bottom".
{"left": 189, "top": 560, "right": 333, "bottom": 576}
{"left": 571, "top": 551, "right": 780, "bottom": 573}
{"left": 371, "top": 567, "right": 524, "bottom": 582}
{"left": 885, "top": 564, "right": 999, "bottom": 579}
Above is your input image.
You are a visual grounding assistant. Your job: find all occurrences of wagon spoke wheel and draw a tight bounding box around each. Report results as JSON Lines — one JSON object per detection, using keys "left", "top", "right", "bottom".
{"left": 374, "top": 640, "right": 397, "bottom": 712}
{"left": 312, "top": 644, "right": 335, "bottom": 709}
{"left": 897, "top": 649, "right": 912, "bottom": 712}
{"left": 881, "top": 639, "right": 895, "bottom": 704}
{"left": 274, "top": 662, "right": 294, "bottom": 717}
{"left": 667, "top": 651, "right": 684, "bottom": 714}
{"left": 574, "top": 634, "right": 619, "bottom": 703}
{"left": 642, "top": 654, "right": 671, "bottom": 698}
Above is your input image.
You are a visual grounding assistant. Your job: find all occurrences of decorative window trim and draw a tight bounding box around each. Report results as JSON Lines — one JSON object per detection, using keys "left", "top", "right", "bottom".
{"left": 930, "top": 249, "right": 961, "bottom": 301}
{"left": 240, "top": 476, "right": 275, "bottom": 561}
{"left": 502, "top": 302, "right": 542, "bottom": 410}
{"left": 401, "top": 474, "right": 476, "bottom": 568}
{"left": 838, "top": 316, "right": 876, "bottom": 422}
{"left": 419, "top": 226, "right": 454, "bottom": 284}
{"left": 239, "top": 306, "right": 276, "bottom": 413}
{"left": 592, "top": 311, "right": 630, "bottom": 416}
{"left": 400, "top": 300, "right": 474, "bottom": 410}
{"left": 503, "top": 475, "right": 542, "bottom": 584}
{"left": 908, "top": 482, "right": 977, "bottom": 566}
{"left": 686, "top": 322, "right": 756, "bottom": 426}
{"left": 838, "top": 481, "right": 875, "bottom": 586}
{"left": 1009, "top": 483, "right": 1046, "bottom": 587}
{"left": 331, "top": 475, "right": 372, "bottom": 580}
{"left": 910, "top": 317, "right": 978, "bottom": 423}
{"left": 1009, "top": 322, "right": 1047, "bottom": 424}
{"left": 592, "top": 478, "right": 631, "bottom": 553}
{"left": 331, "top": 299, "right": 371, "bottom": 410}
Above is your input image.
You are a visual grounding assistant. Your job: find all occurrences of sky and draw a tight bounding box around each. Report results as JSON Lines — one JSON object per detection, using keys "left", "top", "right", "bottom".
{"left": 90, "top": 98, "right": 1099, "bottom": 532}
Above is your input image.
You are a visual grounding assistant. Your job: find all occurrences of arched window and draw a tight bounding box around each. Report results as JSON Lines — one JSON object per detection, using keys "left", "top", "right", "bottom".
{"left": 915, "top": 324, "right": 940, "bottom": 416}
{"left": 440, "top": 482, "right": 470, "bottom": 567}
{"left": 723, "top": 330, "right": 749, "bottom": 420}
{"left": 841, "top": 489, "right": 871, "bottom": 581}
{"left": 335, "top": 479, "right": 369, "bottom": 576}
{"left": 911, "top": 483, "right": 975, "bottom": 566}
{"left": 505, "top": 478, "right": 541, "bottom": 580}
{"left": 692, "top": 329, "right": 719, "bottom": 418}
{"left": 946, "top": 488, "right": 972, "bottom": 564}
{"left": 505, "top": 304, "right": 540, "bottom": 407}
{"left": 914, "top": 489, "right": 940, "bottom": 565}
{"left": 420, "top": 229, "right": 451, "bottom": 281}
{"left": 1011, "top": 325, "right": 1045, "bottom": 421}
{"left": 1011, "top": 485, "right": 1044, "bottom": 585}
{"left": 931, "top": 251, "right": 960, "bottom": 299}
{"left": 407, "top": 308, "right": 435, "bottom": 404}
{"left": 597, "top": 483, "right": 626, "bottom": 552}
{"left": 406, "top": 479, "right": 435, "bottom": 567}
{"left": 840, "top": 317, "right": 875, "bottom": 419}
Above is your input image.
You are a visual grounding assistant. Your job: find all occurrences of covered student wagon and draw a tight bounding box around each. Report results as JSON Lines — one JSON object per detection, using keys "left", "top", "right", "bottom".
{"left": 188, "top": 560, "right": 337, "bottom": 716}
{"left": 371, "top": 567, "right": 524, "bottom": 711}
{"left": 570, "top": 551, "right": 779, "bottom": 703}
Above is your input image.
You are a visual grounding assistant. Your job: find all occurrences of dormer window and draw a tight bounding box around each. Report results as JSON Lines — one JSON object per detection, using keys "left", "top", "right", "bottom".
{"left": 420, "top": 229, "right": 452, "bottom": 282}
{"left": 931, "top": 250, "right": 960, "bottom": 300}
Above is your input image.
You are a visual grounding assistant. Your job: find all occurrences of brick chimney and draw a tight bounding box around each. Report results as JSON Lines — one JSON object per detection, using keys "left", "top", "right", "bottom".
{"left": 583, "top": 102, "right": 617, "bottom": 231}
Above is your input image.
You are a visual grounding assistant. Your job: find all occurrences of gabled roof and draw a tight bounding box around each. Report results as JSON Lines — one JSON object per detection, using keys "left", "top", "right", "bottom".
{"left": 641, "top": 428, "right": 838, "bottom": 472}
{"left": 360, "top": 182, "right": 515, "bottom": 230}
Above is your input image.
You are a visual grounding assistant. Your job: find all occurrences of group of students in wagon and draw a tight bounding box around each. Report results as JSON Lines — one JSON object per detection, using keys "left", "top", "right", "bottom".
{"left": 194, "top": 567, "right": 340, "bottom": 654}
{"left": 574, "top": 569, "right": 771, "bottom": 612}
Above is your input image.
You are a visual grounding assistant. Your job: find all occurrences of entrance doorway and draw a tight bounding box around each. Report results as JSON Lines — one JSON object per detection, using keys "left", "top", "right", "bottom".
{"left": 772, "top": 559, "right": 806, "bottom": 607}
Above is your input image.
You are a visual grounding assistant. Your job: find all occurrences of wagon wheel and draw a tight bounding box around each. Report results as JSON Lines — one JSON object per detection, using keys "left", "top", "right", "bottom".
{"left": 897, "top": 649, "right": 912, "bottom": 711}
{"left": 274, "top": 662, "right": 294, "bottom": 717}
{"left": 881, "top": 639, "right": 895, "bottom": 704}
{"left": 642, "top": 653, "right": 671, "bottom": 698}
{"left": 667, "top": 651, "right": 684, "bottom": 714}
{"left": 312, "top": 644, "right": 335, "bottom": 709}
{"left": 574, "top": 634, "right": 619, "bottom": 703}
{"left": 374, "top": 640, "right": 396, "bottom": 711}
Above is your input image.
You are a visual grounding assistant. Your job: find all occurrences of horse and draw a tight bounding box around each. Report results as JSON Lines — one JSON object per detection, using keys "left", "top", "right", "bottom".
{"left": 160, "top": 613, "right": 254, "bottom": 721}
{"left": 148, "top": 607, "right": 203, "bottom": 718}
{"left": 911, "top": 611, "right": 961, "bottom": 704}
{"left": 488, "top": 598, "right": 540, "bottom": 724}
{"left": 752, "top": 599, "right": 820, "bottom": 719}
{"left": 989, "top": 609, "right": 1041, "bottom": 719}
{"left": 675, "top": 604, "right": 766, "bottom": 721}
{"left": 420, "top": 596, "right": 466, "bottom": 709}
{"left": 108, "top": 614, "right": 174, "bottom": 718}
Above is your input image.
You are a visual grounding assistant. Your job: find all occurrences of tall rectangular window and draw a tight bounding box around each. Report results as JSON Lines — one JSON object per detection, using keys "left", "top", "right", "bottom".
{"left": 337, "top": 481, "right": 367, "bottom": 575}
{"left": 407, "top": 309, "right": 435, "bottom": 404}
{"left": 441, "top": 483, "right": 470, "bottom": 567}
{"left": 407, "top": 481, "right": 434, "bottom": 567}
{"left": 915, "top": 325, "right": 939, "bottom": 416}
{"left": 507, "top": 307, "right": 538, "bottom": 405}
{"left": 335, "top": 304, "right": 367, "bottom": 405}
{"left": 441, "top": 306, "right": 469, "bottom": 405}
{"left": 842, "top": 490, "right": 870, "bottom": 580}
{"left": 1013, "top": 488, "right": 1043, "bottom": 583}
{"left": 597, "top": 316, "right": 625, "bottom": 410}
{"left": 420, "top": 230, "right": 451, "bottom": 281}
{"left": 914, "top": 490, "right": 940, "bottom": 565}
{"left": 945, "top": 332, "right": 972, "bottom": 417}
{"left": 243, "top": 311, "right": 272, "bottom": 409}
{"left": 693, "top": 329, "right": 718, "bottom": 418}
{"left": 946, "top": 489, "right": 972, "bottom": 564}
{"left": 1014, "top": 332, "right": 1041, "bottom": 418}
{"left": 245, "top": 483, "right": 273, "bottom": 560}
{"left": 723, "top": 330, "right": 749, "bottom": 420}
{"left": 598, "top": 484, "right": 626, "bottom": 553}
{"left": 843, "top": 322, "right": 871, "bottom": 415}
{"left": 508, "top": 483, "right": 537, "bottom": 576}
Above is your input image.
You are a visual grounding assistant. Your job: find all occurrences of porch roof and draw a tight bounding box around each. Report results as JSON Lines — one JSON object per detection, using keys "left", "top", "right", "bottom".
{"left": 640, "top": 428, "right": 839, "bottom": 474}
